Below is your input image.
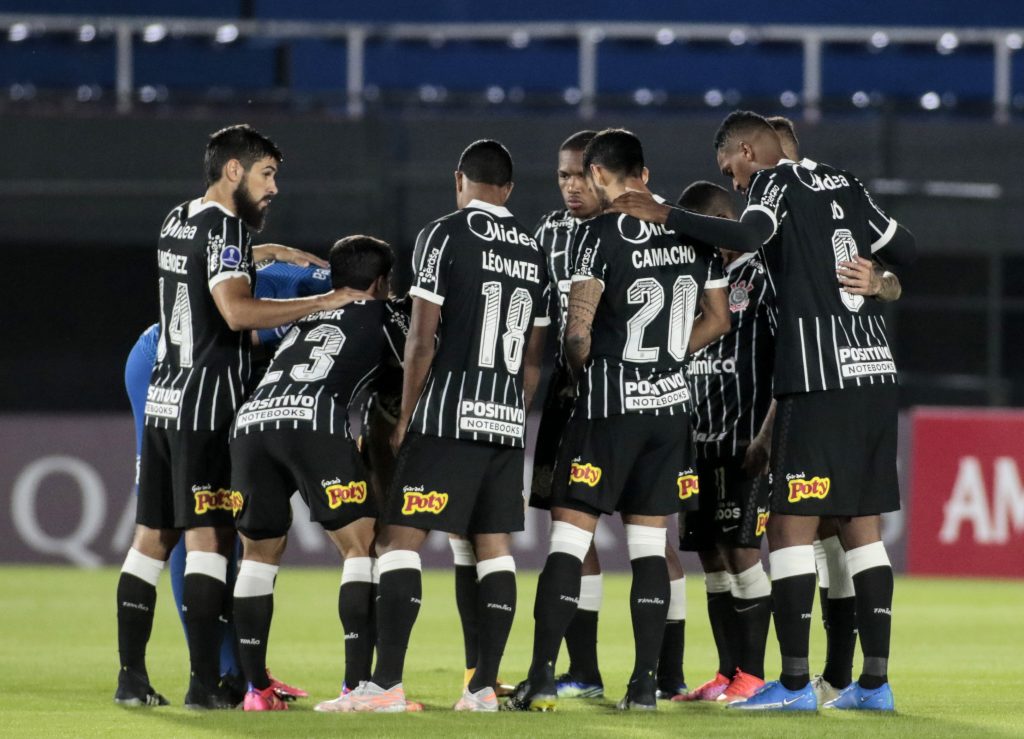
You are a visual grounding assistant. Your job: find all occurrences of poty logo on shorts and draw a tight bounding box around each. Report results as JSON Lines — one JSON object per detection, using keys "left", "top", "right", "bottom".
{"left": 755, "top": 510, "right": 770, "bottom": 536}
{"left": 677, "top": 474, "right": 700, "bottom": 500}
{"left": 325, "top": 481, "right": 368, "bottom": 509}
{"left": 401, "top": 488, "right": 449, "bottom": 515}
{"left": 569, "top": 461, "right": 602, "bottom": 487}
{"left": 193, "top": 488, "right": 243, "bottom": 515}
{"left": 787, "top": 476, "right": 830, "bottom": 503}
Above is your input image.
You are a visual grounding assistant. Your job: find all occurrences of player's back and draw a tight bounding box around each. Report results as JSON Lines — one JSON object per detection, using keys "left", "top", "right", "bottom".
{"left": 572, "top": 209, "right": 725, "bottom": 418}
{"left": 408, "top": 199, "right": 550, "bottom": 447}
{"left": 533, "top": 208, "right": 578, "bottom": 332}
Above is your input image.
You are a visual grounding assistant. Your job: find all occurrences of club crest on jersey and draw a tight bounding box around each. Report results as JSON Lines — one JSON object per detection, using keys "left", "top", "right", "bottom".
{"left": 729, "top": 279, "right": 753, "bottom": 313}
{"left": 324, "top": 480, "right": 368, "bottom": 508}
{"left": 401, "top": 486, "right": 449, "bottom": 515}
{"left": 616, "top": 214, "right": 676, "bottom": 244}
{"left": 192, "top": 487, "right": 243, "bottom": 515}
{"left": 467, "top": 210, "right": 536, "bottom": 247}
{"left": 569, "top": 461, "right": 602, "bottom": 487}
{"left": 786, "top": 474, "right": 830, "bottom": 503}
{"left": 677, "top": 473, "right": 700, "bottom": 500}
{"left": 755, "top": 510, "right": 770, "bottom": 536}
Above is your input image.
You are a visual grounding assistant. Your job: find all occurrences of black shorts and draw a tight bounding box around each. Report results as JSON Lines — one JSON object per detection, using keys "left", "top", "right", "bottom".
{"left": 679, "top": 451, "right": 769, "bottom": 551}
{"left": 550, "top": 412, "right": 696, "bottom": 518}
{"left": 770, "top": 385, "right": 900, "bottom": 517}
{"left": 360, "top": 394, "right": 399, "bottom": 509}
{"left": 232, "top": 429, "right": 376, "bottom": 540}
{"left": 137, "top": 424, "right": 236, "bottom": 530}
{"left": 529, "top": 366, "right": 575, "bottom": 510}
{"left": 385, "top": 432, "right": 525, "bottom": 536}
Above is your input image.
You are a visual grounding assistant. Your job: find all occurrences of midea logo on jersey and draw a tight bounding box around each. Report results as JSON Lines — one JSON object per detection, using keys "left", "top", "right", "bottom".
{"left": 792, "top": 167, "right": 850, "bottom": 193}
{"left": 467, "top": 211, "right": 535, "bottom": 247}
{"left": 160, "top": 214, "right": 197, "bottom": 240}
{"left": 616, "top": 214, "right": 675, "bottom": 244}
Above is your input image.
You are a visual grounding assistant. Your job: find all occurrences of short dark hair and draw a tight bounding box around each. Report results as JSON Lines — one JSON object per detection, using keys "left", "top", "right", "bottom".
{"left": 329, "top": 235, "right": 394, "bottom": 290}
{"left": 457, "top": 139, "right": 513, "bottom": 186}
{"left": 766, "top": 115, "right": 799, "bottom": 150}
{"left": 583, "top": 128, "right": 644, "bottom": 179}
{"left": 677, "top": 180, "right": 736, "bottom": 219}
{"left": 713, "top": 110, "right": 775, "bottom": 151}
{"left": 204, "top": 124, "right": 283, "bottom": 186}
{"left": 560, "top": 130, "right": 598, "bottom": 153}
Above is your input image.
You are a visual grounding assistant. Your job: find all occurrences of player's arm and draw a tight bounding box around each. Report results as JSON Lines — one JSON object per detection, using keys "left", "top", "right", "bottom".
{"left": 607, "top": 191, "right": 764, "bottom": 253}
{"left": 522, "top": 325, "right": 548, "bottom": 411}
{"left": 688, "top": 287, "right": 730, "bottom": 353}
{"left": 742, "top": 399, "right": 776, "bottom": 477}
{"left": 855, "top": 177, "right": 917, "bottom": 267}
{"left": 836, "top": 255, "right": 903, "bottom": 301}
{"left": 251, "top": 243, "right": 328, "bottom": 268}
{"left": 391, "top": 297, "right": 440, "bottom": 452}
{"left": 212, "top": 278, "right": 370, "bottom": 331}
{"left": 564, "top": 278, "right": 603, "bottom": 378}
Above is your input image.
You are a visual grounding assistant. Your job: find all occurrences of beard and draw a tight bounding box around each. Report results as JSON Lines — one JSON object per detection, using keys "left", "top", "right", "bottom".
{"left": 233, "top": 178, "right": 270, "bottom": 231}
{"left": 591, "top": 182, "right": 611, "bottom": 211}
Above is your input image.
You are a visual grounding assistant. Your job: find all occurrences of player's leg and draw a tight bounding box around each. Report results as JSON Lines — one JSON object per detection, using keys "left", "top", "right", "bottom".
{"left": 328, "top": 517, "right": 377, "bottom": 693}
{"left": 814, "top": 515, "right": 857, "bottom": 703}
{"left": 718, "top": 546, "right": 770, "bottom": 702}
{"left": 679, "top": 548, "right": 734, "bottom": 701}
{"left": 449, "top": 534, "right": 480, "bottom": 686}
{"left": 558, "top": 540, "right": 604, "bottom": 697}
{"left": 656, "top": 541, "right": 687, "bottom": 699}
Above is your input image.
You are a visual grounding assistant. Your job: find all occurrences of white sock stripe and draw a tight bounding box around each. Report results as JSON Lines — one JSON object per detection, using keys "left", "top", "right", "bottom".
{"left": 769, "top": 544, "right": 816, "bottom": 580}
{"left": 341, "top": 557, "right": 373, "bottom": 585}
{"left": 378, "top": 549, "right": 421, "bottom": 575}
{"left": 477, "top": 555, "right": 516, "bottom": 580}
{"left": 667, "top": 576, "right": 687, "bottom": 620}
{"left": 846, "top": 541, "right": 891, "bottom": 577}
{"left": 732, "top": 562, "right": 771, "bottom": 600}
{"left": 234, "top": 560, "right": 278, "bottom": 598}
{"left": 822, "top": 536, "right": 855, "bottom": 599}
{"left": 370, "top": 558, "right": 379, "bottom": 584}
{"left": 704, "top": 570, "right": 732, "bottom": 594}
{"left": 184, "top": 551, "right": 228, "bottom": 583}
{"left": 812, "top": 538, "right": 830, "bottom": 588}
{"left": 548, "top": 521, "right": 593, "bottom": 562}
{"left": 578, "top": 574, "right": 603, "bottom": 612}
{"left": 121, "top": 548, "right": 165, "bottom": 587}
{"left": 449, "top": 538, "right": 476, "bottom": 567}
{"left": 624, "top": 524, "right": 666, "bottom": 560}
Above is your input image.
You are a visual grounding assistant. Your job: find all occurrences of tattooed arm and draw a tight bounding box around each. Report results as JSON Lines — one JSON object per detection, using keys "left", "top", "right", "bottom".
{"left": 564, "top": 277, "right": 604, "bottom": 378}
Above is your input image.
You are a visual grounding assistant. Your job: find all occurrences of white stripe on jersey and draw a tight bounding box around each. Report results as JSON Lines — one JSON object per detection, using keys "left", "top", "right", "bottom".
{"left": 830, "top": 315, "right": 844, "bottom": 390}
{"left": 798, "top": 318, "right": 810, "bottom": 392}
{"left": 210, "top": 376, "right": 220, "bottom": 429}
{"left": 437, "top": 371, "right": 453, "bottom": 433}
{"left": 455, "top": 371, "right": 466, "bottom": 440}
{"left": 815, "top": 318, "right": 826, "bottom": 390}
{"left": 312, "top": 386, "right": 324, "bottom": 431}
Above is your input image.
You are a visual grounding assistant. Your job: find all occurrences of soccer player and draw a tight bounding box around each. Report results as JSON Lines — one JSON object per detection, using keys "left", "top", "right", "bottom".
{"left": 114, "top": 124, "right": 363, "bottom": 708}
{"left": 673, "top": 181, "right": 774, "bottom": 704}
{"left": 230, "top": 235, "right": 404, "bottom": 711}
{"left": 338, "top": 140, "right": 550, "bottom": 713}
{"left": 509, "top": 128, "right": 731, "bottom": 712}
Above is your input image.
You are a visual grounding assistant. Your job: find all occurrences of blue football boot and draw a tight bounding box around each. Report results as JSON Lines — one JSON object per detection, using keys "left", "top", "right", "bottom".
{"left": 727, "top": 680, "right": 817, "bottom": 711}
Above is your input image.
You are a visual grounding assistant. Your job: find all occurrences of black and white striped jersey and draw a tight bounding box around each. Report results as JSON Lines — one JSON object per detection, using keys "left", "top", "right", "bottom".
{"left": 688, "top": 251, "right": 775, "bottom": 459}
{"left": 231, "top": 299, "right": 408, "bottom": 439}
{"left": 745, "top": 158, "right": 900, "bottom": 396}
{"left": 533, "top": 209, "right": 580, "bottom": 331}
{"left": 145, "top": 198, "right": 255, "bottom": 431}
{"left": 407, "top": 199, "right": 551, "bottom": 448}
{"left": 570, "top": 208, "right": 727, "bottom": 419}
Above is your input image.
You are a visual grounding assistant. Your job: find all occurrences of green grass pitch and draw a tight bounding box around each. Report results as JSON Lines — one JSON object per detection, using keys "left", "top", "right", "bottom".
{"left": 3, "top": 566, "right": 1022, "bottom": 737}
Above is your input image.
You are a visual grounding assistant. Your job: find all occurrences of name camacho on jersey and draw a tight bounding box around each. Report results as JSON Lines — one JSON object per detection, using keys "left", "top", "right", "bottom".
{"left": 146, "top": 198, "right": 255, "bottom": 431}
{"left": 571, "top": 205, "right": 727, "bottom": 419}
{"left": 408, "top": 199, "right": 551, "bottom": 448}
{"left": 232, "top": 299, "right": 408, "bottom": 438}
{"left": 745, "top": 158, "right": 899, "bottom": 396}
{"left": 688, "top": 251, "right": 775, "bottom": 458}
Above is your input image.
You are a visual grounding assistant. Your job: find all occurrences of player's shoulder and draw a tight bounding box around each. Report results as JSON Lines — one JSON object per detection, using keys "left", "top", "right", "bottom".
{"left": 536, "top": 208, "right": 574, "bottom": 231}
{"left": 384, "top": 296, "right": 412, "bottom": 332}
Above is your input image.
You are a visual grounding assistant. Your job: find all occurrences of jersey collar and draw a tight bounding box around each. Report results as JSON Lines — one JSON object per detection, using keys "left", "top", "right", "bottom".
{"left": 188, "top": 198, "right": 235, "bottom": 219}
{"left": 466, "top": 199, "right": 512, "bottom": 218}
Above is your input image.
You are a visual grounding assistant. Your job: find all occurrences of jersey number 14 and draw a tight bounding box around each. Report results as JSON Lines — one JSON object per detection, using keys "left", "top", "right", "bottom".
{"left": 157, "top": 277, "right": 194, "bottom": 367}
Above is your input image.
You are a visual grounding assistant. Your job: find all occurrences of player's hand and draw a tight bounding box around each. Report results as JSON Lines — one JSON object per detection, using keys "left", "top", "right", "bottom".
{"left": 253, "top": 243, "right": 329, "bottom": 268}
{"left": 390, "top": 422, "right": 407, "bottom": 454}
{"left": 321, "top": 287, "right": 375, "bottom": 310}
{"left": 742, "top": 434, "right": 771, "bottom": 478}
{"left": 837, "top": 255, "right": 881, "bottom": 296}
{"left": 607, "top": 191, "right": 671, "bottom": 224}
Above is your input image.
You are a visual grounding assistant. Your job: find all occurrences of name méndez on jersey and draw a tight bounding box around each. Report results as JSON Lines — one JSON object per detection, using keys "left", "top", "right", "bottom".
{"left": 745, "top": 158, "right": 899, "bottom": 395}
{"left": 407, "top": 199, "right": 550, "bottom": 448}
{"left": 145, "top": 199, "right": 255, "bottom": 431}
{"left": 570, "top": 207, "right": 727, "bottom": 419}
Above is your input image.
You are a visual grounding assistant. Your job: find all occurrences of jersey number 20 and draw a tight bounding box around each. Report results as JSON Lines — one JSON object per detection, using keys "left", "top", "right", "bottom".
{"left": 478, "top": 281, "right": 533, "bottom": 374}
{"left": 624, "top": 276, "right": 697, "bottom": 363}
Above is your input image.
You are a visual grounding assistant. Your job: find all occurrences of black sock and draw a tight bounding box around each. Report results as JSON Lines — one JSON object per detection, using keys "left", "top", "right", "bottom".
{"left": 822, "top": 596, "right": 857, "bottom": 688}
{"left": 371, "top": 568, "right": 421, "bottom": 689}
{"left": 183, "top": 573, "right": 227, "bottom": 689}
{"left": 564, "top": 609, "right": 601, "bottom": 683}
{"left": 364, "top": 582, "right": 378, "bottom": 679}
{"left": 629, "top": 556, "right": 669, "bottom": 682}
{"left": 234, "top": 594, "right": 273, "bottom": 690}
{"left": 657, "top": 620, "right": 685, "bottom": 687}
{"left": 454, "top": 564, "right": 479, "bottom": 671}
{"left": 853, "top": 566, "right": 893, "bottom": 690}
{"left": 772, "top": 573, "right": 816, "bottom": 691}
{"left": 117, "top": 573, "right": 157, "bottom": 675}
{"left": 339, "top": 581, "right": 374, "bottom": 688}
{"left": 529, "top": 553, "right": 582, "bottom": 683}
{"left": 468, "top": 570, "right": 516, "bottom": 692}
{"left": 707, "top": 589, "right": 737, "bottom": 677}
{"left": 819, "top": 585, "right": 830, "bottom": 625}
{"left": 734, "top": 594, "right": 771, "bottom": 679}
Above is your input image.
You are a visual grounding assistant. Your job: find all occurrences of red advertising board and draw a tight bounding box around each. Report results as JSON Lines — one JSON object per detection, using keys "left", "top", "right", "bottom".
{"left": 908, "top": 409, "right": 1024, "bottom": 578}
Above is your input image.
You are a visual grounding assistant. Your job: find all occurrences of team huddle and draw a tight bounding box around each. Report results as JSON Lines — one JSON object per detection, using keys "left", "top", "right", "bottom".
{"left": 114, "top": 114, "right": 915, "bottom": 715}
